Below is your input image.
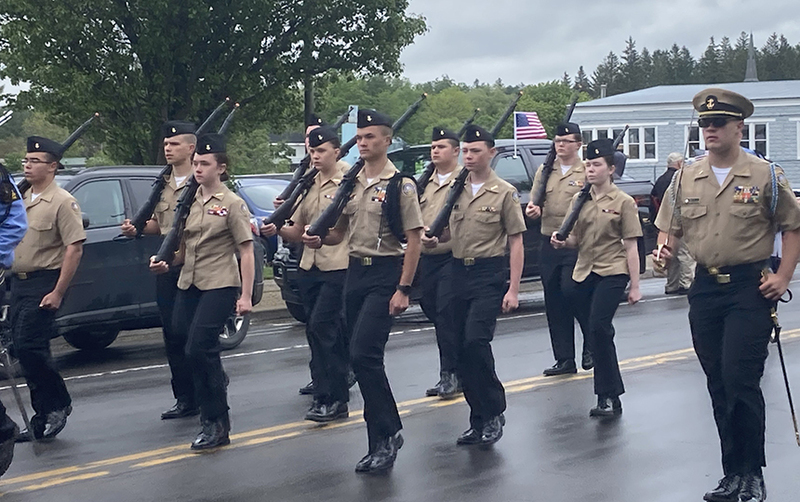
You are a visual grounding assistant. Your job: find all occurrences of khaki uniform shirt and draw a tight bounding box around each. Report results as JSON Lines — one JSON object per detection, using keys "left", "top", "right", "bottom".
{"left": 420, "top": 165, "right": 462, "bottom": 255}
{"left": 449, "top": 170, "right": 527, "bottom": 259}
{"left": 531, "top": 158, "right": 587, "bottom": 235}
{"left": 154, "top": 170, "right": 186, "bottom": 236}
{"left": 655, "top": 149, "right": 800, "bottom": 267}
{"left": 178, "top": 185, "right": 253, "bottom": 291}
{"left": 334, "top": 160, "right": 424, "bottom": 258}
{"left": 569, "top": 184, "right": 643, "bottom": 282}
{"left": 12, "top": 180, "right": 86, "bottom": 273}
{"left": 292, "top": 162, "right": 350, "bottom": 271}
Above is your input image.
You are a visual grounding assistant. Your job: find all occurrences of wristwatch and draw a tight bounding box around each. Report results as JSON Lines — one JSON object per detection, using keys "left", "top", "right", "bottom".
{"left": 396, "top": 284, "right": 412, "bottom": 296}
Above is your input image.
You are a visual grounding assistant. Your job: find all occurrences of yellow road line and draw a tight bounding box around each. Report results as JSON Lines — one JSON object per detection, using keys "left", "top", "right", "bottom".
{"left": 2, "top": 328, "right": 798, "bottom": 493}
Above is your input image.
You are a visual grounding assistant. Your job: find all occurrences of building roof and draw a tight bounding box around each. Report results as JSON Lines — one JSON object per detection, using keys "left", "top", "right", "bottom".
{"left": 577, "top": 80, "right": 800, "bottom": 108}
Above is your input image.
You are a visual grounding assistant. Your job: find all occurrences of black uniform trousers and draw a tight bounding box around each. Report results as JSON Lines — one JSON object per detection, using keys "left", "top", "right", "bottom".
{"left": 172, "top": 285, "right": 236, "bottom": 423}
{"left": 540, "top": 237, "right": 592, "bottom": 363}
{"left": 0, "top": 399, "right": 16, "bottom": 442}
{"left": 9, "top": 270, "right": 71, "bottom": 416}
{"left": 297, "top": 267, "right": 349, "bottom": 404}
{"left": 417, "top": 252, "right": 458, "bottom": 373}
{"left": 688, "top": 263, "right": 773, "bottom": 476}
{"left": 156, "top": 265, "right": 194, "bottom": 406}
{"left": 566, "top": 273, "right": 627, "bottom": 398}
{"left": 452, "top": 257, "right": 507, "bottom": 430}
{"left": 344, "top": 256, "right": 403, "bottom": 451}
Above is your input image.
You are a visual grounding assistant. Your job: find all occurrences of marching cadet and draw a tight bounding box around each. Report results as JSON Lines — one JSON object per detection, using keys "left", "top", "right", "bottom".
{"left": 527, "top": 122, "right": 593, "bottom": 376}
{"left": 550, "top": 138, "right": 642, "bottom": 418}
{"left": 302, "top": 109, "right": 423, "bottom": 474}
{"left": 261, "top": 126, "right": 351, "bottom": 422}
{"left": 0, "top": 161, "right": 27, "bottom": 473}
{"left": 11, "top": 137, "right": 86, "bottom": 442}
{"left": 150, "top": 133, "right": 254, "bottom": 450}
{"left": 121, "top": 121, "right": 199, "bottom": 420}
{"left": 419, "top": 127, "right": 462, "bottom": 399}
{"left": 430, "top": 125, "right": 526, "bottom": 446}
{"left": 654, "top": 89, "right": 800, "bottom": 502}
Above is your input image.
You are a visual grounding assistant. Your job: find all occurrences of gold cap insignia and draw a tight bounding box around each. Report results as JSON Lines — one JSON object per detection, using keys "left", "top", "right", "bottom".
{"left": 440, "top": 130, "right": 445, "bottom": 136}
{"left": 366, "top": 115, "right": 372, "bottom": 122}
{"left": 206, "top": 144, "right": 211, "bottom": 151}
{"left": 35, "top": 142, "right": 40, "bottom": 149}
{"left": 706, "top": 96, "right": 717, "bottom": 109}
{"left": 171, "top": 127, "right": 177, "bottom": 133}
{"left": 595, "top": 148, "right": 600, "bottom": 155}
{"left": 476, "top": 131, "right": 481, "bottom": 137}
{"left": 318, "top": 134, "right": 323, "bottom": 141}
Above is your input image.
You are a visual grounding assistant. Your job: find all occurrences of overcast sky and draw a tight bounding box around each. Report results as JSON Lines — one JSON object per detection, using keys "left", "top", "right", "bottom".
{"left": 400, "top": 0, "right": 800, "bottom": 85}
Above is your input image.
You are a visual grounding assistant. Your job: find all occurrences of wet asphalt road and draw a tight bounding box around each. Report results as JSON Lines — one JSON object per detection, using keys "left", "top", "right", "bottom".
{"left": 1, "top": 277, "right": 800, "bottom": 501}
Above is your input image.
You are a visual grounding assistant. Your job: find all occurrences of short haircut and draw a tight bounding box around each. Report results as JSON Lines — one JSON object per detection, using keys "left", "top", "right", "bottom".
{"left": 666, "top": 152, "right": 684, "bottom": 167}
{"left": 379, "top": 125, "right": 393, "bottom": 138}
{"left": 213, "top": 152, "right": 230, "bottom": 181}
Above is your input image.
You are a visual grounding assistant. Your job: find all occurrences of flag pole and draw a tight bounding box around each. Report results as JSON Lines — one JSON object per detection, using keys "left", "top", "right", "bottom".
{"left": 513, "top": 112, "right": 518, "bottom": 158}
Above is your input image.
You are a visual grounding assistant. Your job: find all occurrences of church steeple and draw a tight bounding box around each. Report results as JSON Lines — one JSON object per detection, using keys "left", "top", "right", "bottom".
{"left": 744, "top": 32, "right": 759, "bottom": 82}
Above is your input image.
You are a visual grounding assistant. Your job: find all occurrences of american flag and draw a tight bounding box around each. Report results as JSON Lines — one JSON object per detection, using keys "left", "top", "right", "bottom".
{"left": 514, "top": 112, "right": 547, "bottom": 140}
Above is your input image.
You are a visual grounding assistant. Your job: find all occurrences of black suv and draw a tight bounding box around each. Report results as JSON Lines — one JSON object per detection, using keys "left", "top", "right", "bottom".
{"left": 5, "top": 166, "right": 264, "bottom": 351}
{"left": 272, "top": 139, "right": 656, "bottom": 321}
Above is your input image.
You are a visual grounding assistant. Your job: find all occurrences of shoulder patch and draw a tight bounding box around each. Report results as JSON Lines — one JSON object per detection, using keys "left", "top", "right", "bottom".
{"left": 241, "top": 203, "right": 248, "bottom": 213}
{"left": 511, "top": 191, "right": 520, "bottom": 203}
{"left": 402, "top": 182, "right": 415, "bottom": 196}
{"left": 71, "top": 201, "right": 80, "bottom": 212}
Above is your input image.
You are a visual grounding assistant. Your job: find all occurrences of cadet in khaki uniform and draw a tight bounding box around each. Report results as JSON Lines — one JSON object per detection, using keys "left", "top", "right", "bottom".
{"left": 261, "top": 126, "right": 351, "bottom": 423}
{"left": 551, "top": 138, "right": 642, "bottom": 418}
{"left": 431, "top": 125, "right": 526, "bottom": 446}
{"left": 654, "top": 89, "right": 800, "bottom": 502}
{"left": 12, "top": 136, "right": 85, "bottom": 441}
{"left": 527, "top": 122, "right": 593, "bottom": 376}
{"left": 303, "top": 109, "right": 423, "bottom": 474}
{"left": 121, "top": 121, "right": 198, "bottom": 420}
{"left": 150, "top": 134, "right": 254, "bottom": 451}
{"left": 419, "top": 127, "right": 462, "bottom": 399}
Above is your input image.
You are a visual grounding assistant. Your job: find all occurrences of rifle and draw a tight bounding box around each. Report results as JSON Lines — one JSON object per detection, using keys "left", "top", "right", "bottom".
{"left": 529, "top": 93, "right": 581, "bottom": 207}
{"left": 129, "top": 98, "right": 230, "bottom": 236}
{"left": 17, "top": 112, "right": 100, "bottom": 196}
{"left": 306, "top": 94, "right": 427, "bottom": 238}
{"left": 276, "top": 107, "right": 354, "bottom": 201}
{"left": 152, "top": 101, "right": 241, "bottom": 264}
{"left": 555, "top": 125, "right": 629, "bottom": 241}
{"left": 262, "top": 166, "right": 319, "bottom": 229}
{"left": 416, "top": 108, "right": 480, "bottom": 196}
{"left": 425, "top": 92, "right": 523, "bottom": 239}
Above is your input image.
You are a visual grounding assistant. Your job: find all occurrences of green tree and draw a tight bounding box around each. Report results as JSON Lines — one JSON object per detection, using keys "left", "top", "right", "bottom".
{"left": 697, "top": 37, "right": 721, "bottom": 83}
{"left": 0, "top": 0, "right": 426, "bottom": 164}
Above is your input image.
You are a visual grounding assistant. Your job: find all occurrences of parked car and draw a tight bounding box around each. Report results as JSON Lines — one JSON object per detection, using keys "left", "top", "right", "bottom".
{"left": 272, "top": 139, "right": 656, "bottom": 322}
{"left": 3, "top": 166, "right": 264, "bottom": 351}
{"left": 232, "top": 175, "right": 292, "bottom": 263}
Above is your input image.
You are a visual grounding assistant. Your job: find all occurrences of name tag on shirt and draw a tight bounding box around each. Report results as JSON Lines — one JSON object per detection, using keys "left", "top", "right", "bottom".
{"left": 602, "top": 208, "right": 620, "bottom": 215}
{"left": 480, "top": 206, "right": 497, "bottom": 213}
{"left": 208, "top": 205, "right": 228, "bottom": 216}
{"left": 683, "top": 197, "right": 700, "bottom": 205}
{"left": 733, "top": 186, "right": 759, "bottom": 204}
{"left": 568, "top": 180, "right": 585, "bottom": 187}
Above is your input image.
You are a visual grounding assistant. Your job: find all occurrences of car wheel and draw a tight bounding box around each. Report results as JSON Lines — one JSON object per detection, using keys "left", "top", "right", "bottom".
{"left": 285, "top": 302, "right": 307, "bottom": 323}
{"left": 62, "top": 329, "right": 120, "bottom": 350}
{"left": 219, "top": 312, "right": 250, "bottom": 350}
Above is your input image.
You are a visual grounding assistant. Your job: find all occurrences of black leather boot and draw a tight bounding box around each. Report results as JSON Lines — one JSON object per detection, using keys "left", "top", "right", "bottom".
{"left": 438, "top": 372, "right": 459, "bottom": 400}
{"left": 543, "top": 360, "right": 577, "bottom": 376}
{"left": 161, "top": 401, "right": 200, "bottom": 420}
{"left": 703, "top": 474, "right": 741, "bottom": 501}
{"left": 191, "top": 416, "right": 231, "bottom": 451}
{"left": 589, "top": 396, "right": 622, "bottom": 417}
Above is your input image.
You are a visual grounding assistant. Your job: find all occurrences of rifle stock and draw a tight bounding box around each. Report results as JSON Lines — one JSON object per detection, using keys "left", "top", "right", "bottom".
{"left": 263, "top": 167, "right": 318, "bottom": 228}
{"left": 307, "top": 94, "right": 427, "bottom": 238}
{"left": 153, "top": 177, "right": 199, "bottom": 264}
{"left": 425, "top": 167, "right": 469, "bottom": 239}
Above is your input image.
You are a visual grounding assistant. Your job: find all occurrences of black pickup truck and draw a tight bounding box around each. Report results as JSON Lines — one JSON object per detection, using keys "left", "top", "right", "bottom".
{"left": 272, "top": 139, "right": 656, "bottom": 322}
{"left": 3, "top": 166, "right": 264, "bottom": 351}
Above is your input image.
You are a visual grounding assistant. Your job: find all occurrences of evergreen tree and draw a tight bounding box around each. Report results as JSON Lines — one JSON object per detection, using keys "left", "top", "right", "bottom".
{"left": 618, "top": 37, "right": 642, "bottom": 93}
{"left": 573, "top": 66, "right": 591, "bottom": 91}
{"left": 590, "top": 51, "right": 621, "bottom": 97}
{"left": 697, "top": 37, "right": 721, "bottom": 83}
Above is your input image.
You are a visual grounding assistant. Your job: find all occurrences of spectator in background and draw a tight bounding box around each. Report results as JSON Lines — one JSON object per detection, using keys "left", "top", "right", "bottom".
{"left": 651, "top": 153, "right": 694, "bottom": 295}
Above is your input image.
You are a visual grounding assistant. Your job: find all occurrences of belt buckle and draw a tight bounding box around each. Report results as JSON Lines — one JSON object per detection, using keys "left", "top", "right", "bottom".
{"left": 17, "top": 272, "right": 27, "bottom": 280}
{"left": 361, "top": 257, "right": 372, "bottom": 266}
{"left": 716, "top": 274, "right": 731, "bottom": 284}
{"left": 463, "top": 258, "right": 475, "bottom": 266}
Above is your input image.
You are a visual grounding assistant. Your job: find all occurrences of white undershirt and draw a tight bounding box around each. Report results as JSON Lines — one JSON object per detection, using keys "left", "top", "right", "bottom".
{"left": 437, "top": 173, "right": 450, "bottom": 185}
{"left": 471, "top": 183, "right": 484, "bottom": 196}
{"left": 560, "top": 164, "right": 571, "bottom": 175}
{"left": 31, "top": 192, "right": 41, "bottom": 202}
{"left": 174, "top": 175, "right": 187, "bottom": 187}
{"left": 711, "top": 166, "right": 731, "bottom": 186}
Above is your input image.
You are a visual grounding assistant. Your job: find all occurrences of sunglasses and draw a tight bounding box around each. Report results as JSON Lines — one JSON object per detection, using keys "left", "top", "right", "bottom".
{"left": 698, "top": 117, "right": 735, "bottom": 128}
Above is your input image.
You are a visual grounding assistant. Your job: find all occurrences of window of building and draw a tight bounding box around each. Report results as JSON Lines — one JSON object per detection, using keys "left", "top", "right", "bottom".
{"left": 71, "top": 179, "right": 126, "bottom": 229}
{"left": 687, "top": 125, "right": 702, "bottom": 157}
{"left": 582, "top": 126, "right": 657, "bottom": 160}
{"left": 740, "top": 123, "right": 768, "bottom": 157}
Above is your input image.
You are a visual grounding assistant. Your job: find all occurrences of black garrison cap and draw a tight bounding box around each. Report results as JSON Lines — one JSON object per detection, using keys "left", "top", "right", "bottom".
{"left": 463, "top": 125, "right": 494, "bottom": 147}
{"left": 585, "top": 138, "right": 615, "bottom": 160}
{"left": 307, "top": 126, "right": 338, "bottom": 148}
{"left": 27, "top": 136, "right": 64, "bottom": 160}
{"left": 357, "top": 109, "right": 393, "bottom": 128}
{"left": 197, "top": 133, "right": 226, "bottom": 154}
{"left": 306, "top": 114, "right": 326, "bottom": 128}
{"left": 162, "top": 121, "right": 197, "bottom": 138}
{"left": 431, "top": 127, "right": 459, "bottom": 142}
{"left": 555, "top": 122, "right": 581, "bottom": 137}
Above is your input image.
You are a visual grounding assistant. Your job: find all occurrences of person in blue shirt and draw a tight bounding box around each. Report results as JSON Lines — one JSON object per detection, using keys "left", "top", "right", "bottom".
{"left": 0, "top": 161, "right": 27, "bottom": 476}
